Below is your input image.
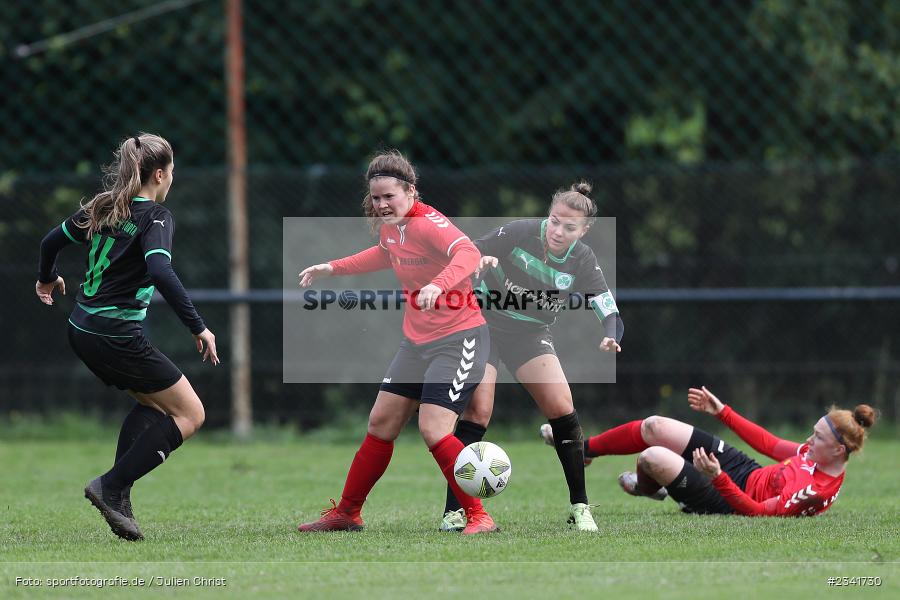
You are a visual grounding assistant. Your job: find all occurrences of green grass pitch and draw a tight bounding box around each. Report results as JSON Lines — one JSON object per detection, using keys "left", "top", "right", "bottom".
{"left": 1, "top": 427, "right": 897, "bottom": 598}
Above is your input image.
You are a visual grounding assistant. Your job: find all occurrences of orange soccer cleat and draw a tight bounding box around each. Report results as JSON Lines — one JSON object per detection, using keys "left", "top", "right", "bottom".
{"left": 461, "top": 507, "right": 499, "bottom": 535}
{"left": 297, "top": 499, "right": 364, "bottom": 532}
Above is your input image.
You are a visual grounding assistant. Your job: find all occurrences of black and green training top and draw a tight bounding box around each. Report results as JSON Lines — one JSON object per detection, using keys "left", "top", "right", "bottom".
{"left": 46, "top": 197, "right": 204, "bottom": 336}
{"left": 473, "top": 219, "right": 622, "bottom": 340}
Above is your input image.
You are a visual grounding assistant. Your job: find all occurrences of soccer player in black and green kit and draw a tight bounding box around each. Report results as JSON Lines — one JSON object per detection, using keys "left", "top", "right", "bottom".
{"left": 35, "top": 133, "right": 218, "bottom": 541}
{"left": 439, "top": 181, "right": 623, "bottom": 533}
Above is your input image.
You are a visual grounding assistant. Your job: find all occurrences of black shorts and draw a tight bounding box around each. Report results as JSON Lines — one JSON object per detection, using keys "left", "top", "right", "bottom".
{"left": 665, "top": 428, "right": 762, "bottom": 515}
{"left": 68, "top": 324, "right": 183, "bottom": 394}
{"left": 379, "top": 325, "right": 489, "bottom": 415}
{"left": 486, "top": 321, "right": 555, "bottom": 373}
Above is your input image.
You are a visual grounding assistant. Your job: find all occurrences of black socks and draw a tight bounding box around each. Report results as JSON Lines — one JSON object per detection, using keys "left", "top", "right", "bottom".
{"left": 102, "top": 415, "right": 184, "bottom": 492}
{"left": 443, "top": 420, "right": 487, "bottom": 513}
{"left": 115, "top": 403, "right": 166, "bottom": 463}
{"left": 549, "top": 411, "right": 588, "bottom": 505}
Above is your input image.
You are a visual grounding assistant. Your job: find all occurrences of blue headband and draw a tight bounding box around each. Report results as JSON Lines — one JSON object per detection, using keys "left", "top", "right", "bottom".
{"left": 824, "top": 415, "right": 850, "bottom": 454}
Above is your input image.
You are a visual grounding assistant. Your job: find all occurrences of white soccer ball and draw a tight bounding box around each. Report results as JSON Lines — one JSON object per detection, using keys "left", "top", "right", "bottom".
{"left": 453, "top": 441, "right": 512, "bottom": 499}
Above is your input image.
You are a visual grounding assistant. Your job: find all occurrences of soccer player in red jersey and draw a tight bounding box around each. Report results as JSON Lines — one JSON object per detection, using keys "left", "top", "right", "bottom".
{"left": 296, "top": 150, "right": 497, "bottom": 535}
{"left": 552, "top": 386, "right": 876, "bottom": 516}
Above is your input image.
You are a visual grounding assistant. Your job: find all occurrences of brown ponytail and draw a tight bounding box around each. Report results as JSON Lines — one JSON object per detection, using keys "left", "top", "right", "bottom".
{"left": 78, "top": 133, "right": 173, "bottom": 239}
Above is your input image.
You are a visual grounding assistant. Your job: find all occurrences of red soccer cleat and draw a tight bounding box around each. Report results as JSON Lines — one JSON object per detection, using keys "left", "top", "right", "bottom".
{"left": 461, "top": 507, "right": 499, "bottom": 535}
{"left": 297, "top": 499, "right": 364, "bottom": 532}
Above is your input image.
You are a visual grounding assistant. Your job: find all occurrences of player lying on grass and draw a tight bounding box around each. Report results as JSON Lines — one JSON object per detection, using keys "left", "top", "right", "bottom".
{"left": 541, "top": 386, "right": 876, "bottom": 516}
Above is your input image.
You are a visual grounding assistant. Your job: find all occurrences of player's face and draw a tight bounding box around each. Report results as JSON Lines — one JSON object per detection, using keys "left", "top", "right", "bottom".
{"left": 370, "top": 177, "right": 415, "bottom": 225}
{"left": 546, "top": 203, "right": 590, "bottom": 255}
{"left": 157, "top": 162, "right": 174, "bottom": 203}
{"left": 806, "top": 418, "right": 844, "bottom": 463}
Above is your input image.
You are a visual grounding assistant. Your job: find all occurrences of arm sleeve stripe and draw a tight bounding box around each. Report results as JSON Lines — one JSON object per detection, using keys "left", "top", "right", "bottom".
{"left": 60, "top": 220, "right": 79, "bottom": 244}
{"left": 446, "top": 235, "right": 469, "bottom": 256}
{"left": 144, "top": 248, "right": 172, "bottom": 260}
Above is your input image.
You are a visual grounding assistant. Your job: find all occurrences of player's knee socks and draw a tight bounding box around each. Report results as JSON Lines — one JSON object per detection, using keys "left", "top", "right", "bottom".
{"left": 444, "top": 420, "right": 487, "bottom": 513}
{"left": 338, "top": 433, "right": 394, "bottom": 517}
{"left": 586, "top": 420, "right": 647, "bottom": 457}
{"left": 549, "top": 411, "right": 588, "bottom": 505}
{"left": 102, "top": 415, "right": 183, "bottom": 492}
{"left": 430, "top": 433, "right": 485, "bottom": 514}
{"left": 115, "top": 403, "right": 166, "bottom": 463}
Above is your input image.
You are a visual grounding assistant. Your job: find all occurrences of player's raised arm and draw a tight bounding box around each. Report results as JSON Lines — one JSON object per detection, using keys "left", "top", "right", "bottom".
{"left": 688, "top": 386, "right": 799, "bottom": 461}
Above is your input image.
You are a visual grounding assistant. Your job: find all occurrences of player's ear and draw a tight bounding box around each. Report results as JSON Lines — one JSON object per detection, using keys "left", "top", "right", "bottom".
{"left": 407, "top": 184, "right": 417, "bottom": 199}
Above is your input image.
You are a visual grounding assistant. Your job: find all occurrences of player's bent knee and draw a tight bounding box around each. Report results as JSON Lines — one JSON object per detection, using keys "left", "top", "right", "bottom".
{"left": 641, "top": 415, "right": 664, "bottom": 443}
{"left": 638, "top": 446, "right": 665, "bottom": 473}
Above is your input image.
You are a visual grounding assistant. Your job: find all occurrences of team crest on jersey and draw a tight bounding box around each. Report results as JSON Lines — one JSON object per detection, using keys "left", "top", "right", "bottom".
{"left": 554, "top": 272, "right": 573, "bottom": 290}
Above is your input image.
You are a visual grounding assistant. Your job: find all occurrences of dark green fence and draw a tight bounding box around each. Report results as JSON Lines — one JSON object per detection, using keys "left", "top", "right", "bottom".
{"left": 3, "top": 1, "right": 899, "bottom": 427}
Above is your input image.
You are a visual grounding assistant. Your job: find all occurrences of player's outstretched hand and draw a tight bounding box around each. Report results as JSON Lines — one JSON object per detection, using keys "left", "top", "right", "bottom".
{"left": 474, "top": 255, "right": 498, "bottom": 278}
{"left": 688, "top": 385, "right": 725, "bottom": 415}
{"left": 194, "top": 328, "right": 219, "bottom": 365}
{"left": 35, "top": 277, "right": 66, "bottom": 305}
{"left": 299, "top": 263, "right": 334, "bottom": 287}
{"left": 598, "top": 337, "right": 621, "bottom": 353}
{"left": 692, "top": 447, "right": 721, "bottom": 478}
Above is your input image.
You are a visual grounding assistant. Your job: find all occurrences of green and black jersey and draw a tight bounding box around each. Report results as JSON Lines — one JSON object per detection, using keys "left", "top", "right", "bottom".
{"left": 474, "top": 219, "right": 621, "bottom": 338}
{"left": 61, "top": 198, "right": 178, "bottom": 336}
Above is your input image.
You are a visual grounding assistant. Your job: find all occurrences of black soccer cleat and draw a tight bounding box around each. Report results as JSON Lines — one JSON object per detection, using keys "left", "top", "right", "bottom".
{"left": 84, "top": 477, "right": 144, "bottom": 541}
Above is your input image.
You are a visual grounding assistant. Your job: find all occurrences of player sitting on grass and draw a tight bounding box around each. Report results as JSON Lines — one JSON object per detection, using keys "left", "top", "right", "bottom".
{"left": 541, "top": 386, "right": 876, "bottom": 516}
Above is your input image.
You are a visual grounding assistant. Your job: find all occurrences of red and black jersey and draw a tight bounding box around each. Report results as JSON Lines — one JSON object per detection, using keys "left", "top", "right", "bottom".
{"left": 711, "top": 405, "right": 844, "bottom": 517}
{"left": 329, "top": 201, "right": 485, "bottom": 345}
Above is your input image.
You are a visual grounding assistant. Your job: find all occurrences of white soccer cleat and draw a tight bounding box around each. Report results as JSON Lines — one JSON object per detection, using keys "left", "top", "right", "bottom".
{"left": 617, "top": 471, "right": 668, "bottom": 501}
{"left": 539, "top": 424, "right": 593, "bottom": 466}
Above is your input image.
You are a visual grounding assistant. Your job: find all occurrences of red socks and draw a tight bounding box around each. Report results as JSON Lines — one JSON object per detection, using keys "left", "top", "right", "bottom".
{"left": 429, "top": 434, "right": 484, "bottom": 514}
{"left": 338, "top": 433, "right": 394, "bottom": 517}
{"left": 586, "top": 420, "right": 648, "bottom": 457}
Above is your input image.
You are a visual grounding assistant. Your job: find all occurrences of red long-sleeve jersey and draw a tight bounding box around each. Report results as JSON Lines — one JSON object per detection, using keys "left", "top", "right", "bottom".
{"left": 329, "top": 201, "right": 485, "bottom": 344}
{"left": 710, "top": 405, "right": 844, "bottom": 517}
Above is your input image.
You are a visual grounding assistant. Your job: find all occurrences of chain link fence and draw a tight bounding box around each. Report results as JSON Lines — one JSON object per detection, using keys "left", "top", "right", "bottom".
{"left": 3, "top": 0, "right": 899, "bottom": 428}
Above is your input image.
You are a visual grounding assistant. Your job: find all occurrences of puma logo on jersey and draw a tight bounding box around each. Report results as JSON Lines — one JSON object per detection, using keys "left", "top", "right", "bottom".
{"left": 153, "top": 219, "right": 166, "bottom": 227}
{"left": 519, "top": 254, "right": 531, "bottom": 270}
{"left": 157, "top": 450, "right": 167, "bottom": 462}
{"left": 540, "top": 339, "right": 555, "bottom": 352}
{"left": 497, "top": 227, "right": 506, "bottom": 236}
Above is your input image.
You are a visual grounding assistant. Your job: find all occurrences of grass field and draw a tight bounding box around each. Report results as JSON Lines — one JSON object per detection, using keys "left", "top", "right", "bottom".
{"left": 1, "top": 421, "right": 898, "bottom": 598}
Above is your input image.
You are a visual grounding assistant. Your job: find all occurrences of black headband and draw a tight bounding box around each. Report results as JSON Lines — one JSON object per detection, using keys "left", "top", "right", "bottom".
{"left": 369, "top": 172, "right": 411, "bottom": 185}
{"left": 133, "top": 135, "right": 142, "bottom": 149}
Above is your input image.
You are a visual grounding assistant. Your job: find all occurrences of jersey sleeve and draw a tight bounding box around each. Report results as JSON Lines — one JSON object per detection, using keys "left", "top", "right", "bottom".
{"left": 576, "top": 248, "right": 623, "bottom": 341}
{"left": 473, "top": 220, "right": 528, "bottom": 258}
{"left": 717, "top": 405, "right": 801, "bottom": 461}
{"left": 711, "top": 472, "right": 825, "bottom": 517}
{"left": 423, "top": 212, "right": 480, "bottom": 291}
{"left": 60, "top": 210, "right": 88, "bottom": 244}
{"left": 329, "top": 245, "right": 391, "bottom": 275}
{"left": 140, "top": 206, "right": 175, "bottom": 261}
